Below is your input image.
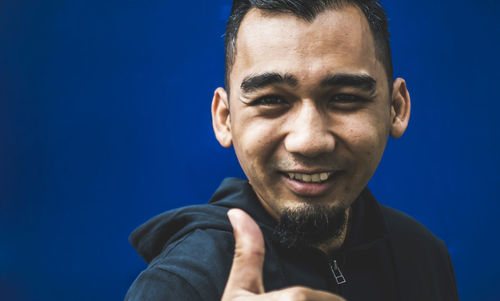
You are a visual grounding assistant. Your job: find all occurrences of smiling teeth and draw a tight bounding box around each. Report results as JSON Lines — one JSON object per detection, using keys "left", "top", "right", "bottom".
{"left": 287, "top": 172, "right": 333, "bottom": 183}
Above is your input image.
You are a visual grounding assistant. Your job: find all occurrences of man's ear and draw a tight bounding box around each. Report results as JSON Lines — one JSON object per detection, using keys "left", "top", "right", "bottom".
{"left": 390, "top": 78, "right": 411, "bottom": 138}
{"left": 212, "top": 87, "right": 233, "bottom": 147}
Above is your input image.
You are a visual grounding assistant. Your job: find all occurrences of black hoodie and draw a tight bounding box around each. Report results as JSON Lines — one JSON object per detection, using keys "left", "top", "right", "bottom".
{"left": 125, "top": 178, "right": 459, "bottom": 301}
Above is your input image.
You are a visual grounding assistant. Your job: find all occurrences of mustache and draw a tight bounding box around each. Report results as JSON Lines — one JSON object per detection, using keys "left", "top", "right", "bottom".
{"left": 272, "top": 155, "right": 341, "bottom": 171}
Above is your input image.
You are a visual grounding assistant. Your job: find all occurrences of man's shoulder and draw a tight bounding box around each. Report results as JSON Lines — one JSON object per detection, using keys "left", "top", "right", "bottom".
{"left": 129, "top": 202, "right": 233, "bottom": 263}
{"left": 126, "top": 227, "right": 235, "bottom": 301}
{"left": 380, "top": 204, "right": 446, "bottom": 248}
{"left": 378, "top": 205, "right": 459, "bottom": 300}
{"left": 151, "top": 226, "right": 235, "bottom": 284}
{"left": 152, "top": 226, "right": 235, "bottom": 268}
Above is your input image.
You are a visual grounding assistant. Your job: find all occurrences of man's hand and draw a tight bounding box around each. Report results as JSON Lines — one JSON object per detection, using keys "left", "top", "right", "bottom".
{"left": 222, "top": 209, "right": 346, "bottom": 301}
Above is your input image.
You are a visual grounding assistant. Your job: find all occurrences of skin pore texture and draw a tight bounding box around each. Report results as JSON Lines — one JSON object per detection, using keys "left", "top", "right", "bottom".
{"left": 212, "top": 6, "right": 410, "bottom": 254}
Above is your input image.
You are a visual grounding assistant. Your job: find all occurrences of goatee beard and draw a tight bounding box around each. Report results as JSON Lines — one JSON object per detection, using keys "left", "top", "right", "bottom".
{"left": 272, "top": 204, "right": 348, "bottom": 250}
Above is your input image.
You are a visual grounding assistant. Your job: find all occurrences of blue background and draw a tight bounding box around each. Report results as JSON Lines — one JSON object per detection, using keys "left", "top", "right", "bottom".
{"left": 1, "top": 0, "right": 499, "bottom": 300}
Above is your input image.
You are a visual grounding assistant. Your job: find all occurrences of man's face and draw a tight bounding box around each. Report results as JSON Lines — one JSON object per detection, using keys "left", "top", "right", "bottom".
{"left": 213, "top": 6, "right": 408, "bottom": 219}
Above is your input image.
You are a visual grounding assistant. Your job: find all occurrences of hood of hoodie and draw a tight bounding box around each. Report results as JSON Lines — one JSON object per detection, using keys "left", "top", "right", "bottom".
{"left": 129, "top": 178, "right": 278, "bottom": 263}
{"left": 129, "top": 177, "right": 389, "bottom": 263}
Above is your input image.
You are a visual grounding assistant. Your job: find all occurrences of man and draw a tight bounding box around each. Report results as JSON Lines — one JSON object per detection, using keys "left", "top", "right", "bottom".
{"left": 126, "top": 0, "right": 459, "bottom": 300}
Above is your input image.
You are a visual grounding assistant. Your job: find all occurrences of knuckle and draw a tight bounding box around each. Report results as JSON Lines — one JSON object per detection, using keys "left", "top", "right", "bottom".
{"left": 247, "top": 246, "right": 265, "bottom": 258}
{"left": 284, "top": 286, "right": 309, "bottom": 301}
{"left": 233, "top": 245, "right": 265, "bottom": 261}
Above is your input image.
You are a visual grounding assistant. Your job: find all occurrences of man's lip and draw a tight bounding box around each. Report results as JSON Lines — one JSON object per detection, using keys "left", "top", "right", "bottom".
{"left": 280, "top": 169, "right": 336, "bottom": 173}
{"left": 280, "top": 172, "right": 339, "bottom": 196}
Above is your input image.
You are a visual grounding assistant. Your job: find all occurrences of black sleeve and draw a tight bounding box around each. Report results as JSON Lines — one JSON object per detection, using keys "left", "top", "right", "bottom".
{"left": 446, "top": 250, "right": 460, "bottom": 301}
{"left": 125, "top": 267, "right": 203, "bottom": 301}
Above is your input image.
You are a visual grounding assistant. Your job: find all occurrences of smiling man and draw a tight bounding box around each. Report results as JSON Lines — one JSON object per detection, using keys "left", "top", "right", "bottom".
{"left": 125, "top": 1, "right": 459, "bottom": 300}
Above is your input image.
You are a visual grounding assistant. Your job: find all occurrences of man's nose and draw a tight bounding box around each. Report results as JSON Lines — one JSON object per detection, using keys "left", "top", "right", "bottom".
{"left": 283, "top": 103, "right": 335, "bottom": 158}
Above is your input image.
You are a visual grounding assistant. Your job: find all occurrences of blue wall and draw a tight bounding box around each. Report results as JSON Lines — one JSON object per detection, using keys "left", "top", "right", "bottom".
{"left": 1, "top": 0, "right": 498, "bottom": 300}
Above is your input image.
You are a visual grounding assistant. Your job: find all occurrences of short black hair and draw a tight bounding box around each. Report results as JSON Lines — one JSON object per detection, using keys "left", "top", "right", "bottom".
{"left": 224, "top": 0, "right": 393, "bottom": 92}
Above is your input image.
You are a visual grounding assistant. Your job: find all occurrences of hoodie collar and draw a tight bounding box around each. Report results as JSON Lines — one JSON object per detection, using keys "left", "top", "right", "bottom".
{"left": 341, "top": 188, "right": 389, "bottom": 251}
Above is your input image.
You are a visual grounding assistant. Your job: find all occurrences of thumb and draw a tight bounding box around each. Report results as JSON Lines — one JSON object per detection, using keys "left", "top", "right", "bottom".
{"left": 223, "top": 208, "right": 266, "bottom": 297}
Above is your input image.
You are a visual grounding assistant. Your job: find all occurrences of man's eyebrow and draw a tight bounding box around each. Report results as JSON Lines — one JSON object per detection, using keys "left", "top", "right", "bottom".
{"left": 240, "top": 72, "right": 298, "bottom": 93}
{"left": 320, "top": 73, "right": 377, "bottom": 92}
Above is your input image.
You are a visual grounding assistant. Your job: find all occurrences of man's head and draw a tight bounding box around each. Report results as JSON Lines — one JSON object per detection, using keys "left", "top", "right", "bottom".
{"left": 212, "top": 1, "right": 410, "bottom": 248}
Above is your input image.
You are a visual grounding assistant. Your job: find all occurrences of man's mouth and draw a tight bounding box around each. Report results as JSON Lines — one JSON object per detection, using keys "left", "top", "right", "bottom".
{"left": 281, "top": 171, "right": 337, "bottom": 196}
{"left": 285, "top": 172, "right": 334, "bottom": 184}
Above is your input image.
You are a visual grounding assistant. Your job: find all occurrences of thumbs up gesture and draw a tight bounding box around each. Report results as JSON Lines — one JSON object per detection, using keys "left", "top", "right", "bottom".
{"left": 222, "top": 209, "right": 346, "bottom": 301}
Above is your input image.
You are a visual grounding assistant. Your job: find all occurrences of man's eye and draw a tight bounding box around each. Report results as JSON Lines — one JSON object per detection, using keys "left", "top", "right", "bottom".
{"left": 252, "top": 95, "right": 288, "bottom": 106}
{"left": 330, "top": 94, "right": 367, "bottom": 103}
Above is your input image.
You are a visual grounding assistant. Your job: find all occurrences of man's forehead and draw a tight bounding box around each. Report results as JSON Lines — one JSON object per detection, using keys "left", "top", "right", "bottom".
{"left": 238, "top": 4, "right": 368, "bottom": 32}
{"left": 231, "top": 6, "right": 379, "bottom": 87}
{"left": 236, "top": 6, "right": 370, "bottom": 47}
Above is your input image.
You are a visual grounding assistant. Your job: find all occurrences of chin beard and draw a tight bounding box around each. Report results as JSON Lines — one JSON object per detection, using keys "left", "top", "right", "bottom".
{"left": 272, "top": 203, "right": 348, "bottom": 250}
